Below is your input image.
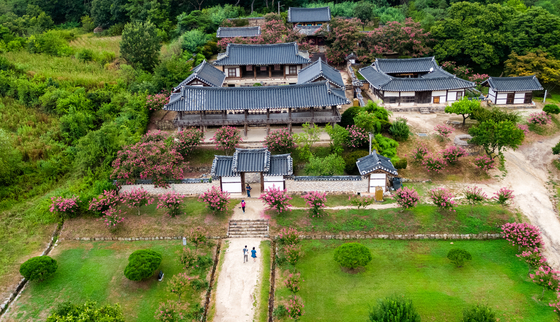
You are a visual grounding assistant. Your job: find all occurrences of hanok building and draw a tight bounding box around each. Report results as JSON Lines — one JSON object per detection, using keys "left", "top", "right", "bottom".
{"left": 216, "top": 26, "right": 261, "bottom": 38}
{"left": 213, "top": 42, "right": 311, "bottom": 86}
{"left": 356, "top": 150, "right": 399, "bottom": 193}
{"left": 359, "top": 57, "right": 475, "bottom": 108}
{"left": 173, "top": 60, "right": 225, "bottom": 90}
{"left": 164, "top": 81, "right": 349, "bottom": 134}
{"left": 297, "top": 58, "right": 345, "bottom": 89}
{"left": 287, "top": 7, "right": 331, "bottom": 46}
{"left": 481, "top": 76, "right": 543, "bottom": 105}
{"left": 211, "top": 148, "right": 293, "bottom": 194}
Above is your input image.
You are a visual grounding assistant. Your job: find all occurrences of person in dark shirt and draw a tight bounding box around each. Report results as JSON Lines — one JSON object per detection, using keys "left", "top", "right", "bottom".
{"left": 246, "top": 184, "right": 252, "bottom": 197}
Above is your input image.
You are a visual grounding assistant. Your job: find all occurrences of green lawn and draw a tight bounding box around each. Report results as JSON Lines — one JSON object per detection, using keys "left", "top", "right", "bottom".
{"left": 272, "top": 205, "right": 513, "bottom": 235}
{"left": 275, "top": 240, "right": 557, "bottom": 321}
{"left": 7, "top": 240, "right": 213, "bottom": 321}
{"left": 289, "top": 194, "right": 355, "bottom": 208}
{"left": 258, "top": 240, "right": 271, "bottom": 322}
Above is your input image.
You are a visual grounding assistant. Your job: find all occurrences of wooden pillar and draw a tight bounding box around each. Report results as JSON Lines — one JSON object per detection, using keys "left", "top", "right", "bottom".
{"left": 260, "top": 172, "right": 264, "bottom": 193}
{"left": 283, "top": 65, "right": 286, "bottom": 79}
{"left": 268, "top": 66, "right": 272, "bottom": 78}
{"left": 244, "top": 109, "right": 248, "bottom": 136}
{"left": 311, "top": 106, "right": 315, "bottom": 125}
{"left": 331, "top": 105, "right": 336, "bottom": 116}
{"left": 266, "top": 108, "right": 270, "bottom": 134}
{"left": 254, "top": 66, "right": 257, "bottom": 79}
{"left": 398, "top": 92, "right": 401, "bottom": 106}
{"left": 288, "top": 107, "right": 292, "bottom": 133}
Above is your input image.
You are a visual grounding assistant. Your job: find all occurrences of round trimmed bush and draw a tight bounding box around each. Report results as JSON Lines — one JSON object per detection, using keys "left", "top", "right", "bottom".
{"left": 462, "top": 303, "right": 496, "bottom": 322}
{"left": 447, "top": 248, "right": 472, "bottom": 267}
{"left": 334, "top": 243, "right": 372, "bottom": 269}
{"left": 343, "top": 150, "right": 369, "bottom": 174}
{"left": 368, "top": 295, "right": 420, "bottom": 322}
{"left": 543, "top": 104, "right": 560, "bottom": 115}
{"left": 20, "top": 256, "right": 58, "bottom": 281}
{"left": 124, "top": 249, "right": 162, "bottom": 281}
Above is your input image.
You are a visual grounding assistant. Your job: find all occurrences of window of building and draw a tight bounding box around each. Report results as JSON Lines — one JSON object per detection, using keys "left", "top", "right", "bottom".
{"left": 524, "top": 92, "right": 533, "bottom": 104}
{"left": 456, "top": 91, "right": 463, "bottom": 100}
{"left": 289, "top": 66, "right": 297, "bottom": 75}
{"left": 228, "top": 68, "right": 236, "bottom": 78}
{"left": 387, "top": 97, "right": 398, "bottom": 104}
{"left": 402, "top": 96, "right": 415, "bottom": 103}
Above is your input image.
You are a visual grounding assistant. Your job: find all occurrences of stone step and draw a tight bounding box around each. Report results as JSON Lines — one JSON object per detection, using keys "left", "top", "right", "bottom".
{"left": 228, "top": 234, "right": 269, "bottom": 238}
{"left": 229, "top": 219, "right": 268, "bottom": 222}
{"left": 229, "top": 224, "right": 268, "bottom": 228}
{"left": 419, "top": 107, "right": 430, "bottom": 114}
{"left": 228, "top": 229, "right": 269, "bottom": 233}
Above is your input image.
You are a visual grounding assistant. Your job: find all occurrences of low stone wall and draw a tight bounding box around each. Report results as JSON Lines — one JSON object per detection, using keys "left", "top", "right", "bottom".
{"left": 120, "top": 182, "right": 218, "bottom": 195}
{"left": 285, "top": 176, "right": 368, "bottom": 194}
{"left": 292, "top": 233, "right": 502, "bottom": 240}
{"left": 388, "top": 105, "right": 447, "bottom": 113}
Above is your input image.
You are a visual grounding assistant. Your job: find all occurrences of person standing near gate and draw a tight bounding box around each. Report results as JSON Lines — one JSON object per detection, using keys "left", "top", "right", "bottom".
{"left": 243, "top": 245, "right": 248, "bottom": 263}
{"left": 246, "top": 184, "right": 252, "bottom": 198}
{"left": 241, "top": 200, "right": 246, "bottom": 213}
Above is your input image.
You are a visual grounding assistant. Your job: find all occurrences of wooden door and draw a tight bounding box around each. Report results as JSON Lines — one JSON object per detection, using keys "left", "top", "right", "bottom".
{"left": 506, "top": 93, "right": 514, "bottom": 104}
{"left": 433, "top": 96, "right": 440, "bottom": 104}
{"left": 524, "top": 92, "right": 532, "bottom": 104}
{"left": 415, "top": 91, "right": 432, "bottom": 104}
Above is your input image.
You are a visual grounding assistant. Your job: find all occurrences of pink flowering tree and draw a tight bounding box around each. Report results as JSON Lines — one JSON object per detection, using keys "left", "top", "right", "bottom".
{"left": 89, "top": 190, "right": 119, "bottom": 216}
{"left": 473, "top": 155, "right": 495, "bottom": 172}
{"left": 528, "top": 111, "right": 552, "bottom": 126}
{"left": 434, "top": 124, "right": 454, "bottom": 140}
{"left": 359, "top": 18, "right": 433, "bottom": 62}
{"left": 324, "top": 18, "right": 362, "bottom": 65}
{"left": 264, "top": 128, "right": 295, "bottom": 154}
{"left": 259, "top": 186, "right": 292, "bottom": 214}
{"left": 284, "top": 244, "right": 304, "bottom": 265}
{"left": 199, "top": 186, "right": 230, "bottom": 214}
{"left": 211, "top": 126, "right": 242, "bottom": 155}
{"left": 121, "top": 187, "right": 154, "bottom": 216}
{"left": 285, "top": 272, "right": 303, "bottom": 294}
{"left": 141, "top": 130, "right": 168, "bottom": 143}
{"left": 549, "top": 293, "right": 560, "bottom": 313}
{"left": 175, "top": 127, "right": 204, "bottom": 158}
{"left": 394, "top": 187, "right": 420, "bottom": 209}
{"left": 440, "top": 61, "right": 489, "bottom": 87}
{"left": 346, "top": 125, "right": 369, "bottom": 149}
{"left": 501, "top": 222, "right": 544, "bottom": 250}
{"left": 286, "top": 295, "right": 305, "bottom": 320}
{"left": 278, "top": 228, "right": 300, "bottom": 245}
{"left": 100, "top": 208, "right": 125, "bottom": 230}
{"left": 463, "top": 186, "right": 487, "bottom": 213}
{"left": 111, "top": 141, "right": 184, "bottom": 188}
{"left": 146, "top": 92, "right": 169, "bottom": 111}
{"left": 441, "top": 146, "right": 467, "bottom": 165}
{"left": 530, "top": 266, "right": 560, "bottom": 299}
{"left": 423, "top": 153, "right": 446, "bottom": 173}
{"left": 154, "top": 300, "right": 188, "bottom": 322}
{"left": 517, "top": 124, "right": 530, "bottom": 135}
{"left": 410, "top": 143, "right": 429, "bottom": 163}
{"left": 303, "top": 191, "right": 327, "bottom": 218}
{"left": 517, "top": 248, "right": 547, "bottom": 273}
{"left": 188, "top": 227, "right": 208, "bottom": 249}
{"left": 157, "top": 191, "right": 184, "bottom": 217}
{"left": 349, "top": 194, "right": 375, "bottom": 209}
{"left": 429, "top": 188, "right": 456, "bottom": 212}
{"left": 50, "top": 195, "right": 80, "bottom": 220}
{"left": 167, "top": 272, "right": 193, "bottom": 303}
{"left": 493, "top": 187, "right": 514, "bottom": 206}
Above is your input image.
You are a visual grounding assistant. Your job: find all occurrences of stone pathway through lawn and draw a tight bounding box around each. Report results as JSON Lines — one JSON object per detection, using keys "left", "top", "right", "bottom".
{"left": 213, "top": 198, "right": 267, "bottom": 322}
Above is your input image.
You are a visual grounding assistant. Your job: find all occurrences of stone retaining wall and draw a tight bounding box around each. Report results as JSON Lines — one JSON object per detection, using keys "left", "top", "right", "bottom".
{"left": 285, "top": 177, "right": 368, "bottom": 194}
{"left": 120, "top": 182, "right": 218, "bottom": 195}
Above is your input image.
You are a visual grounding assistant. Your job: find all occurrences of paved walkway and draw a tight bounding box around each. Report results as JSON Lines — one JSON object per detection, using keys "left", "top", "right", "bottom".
{"left": 213, "top": 199, "right": 267, "bottom": 322}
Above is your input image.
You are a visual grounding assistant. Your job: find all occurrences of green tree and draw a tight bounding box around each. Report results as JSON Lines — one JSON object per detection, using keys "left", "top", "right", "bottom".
{"left": 20, "top": 256, "right": 58, "bottom": 281}
{"left": 468, "top": 120, "right": 524, "bottom": 158}
{"left": 462, "top": 303, "right": 497, "bottom": 322}
{"left": 333, "top": 243, "right": 372, "bottom": 269}
{"left": 0, "top": 129, "right": 22, "bottom": 186}
{"left": 91, "top": 0, "right": 112, "bottom": 28}
{"left": 354, "top": 110, "right": 381, "bottom": 133}
{"left": 340, "top": 106, "right": 360, "bottom": 128}
{"left": 325, "top": 124, "right": 349, "bottom": 155}
{"left": 509, "top": 7, "right": 560, "bottom": 57}
{"left": 354, "top": 1, "right": 375, "bottom": 29}
{"left": 294, "top": 123, "right": 322, "bottom": 161}
{"left": 181, "top": 29, "right": 211, "bottom": 53}
{"left": 120, "top": 21, "right": 161, "bottom": 72}
{"left": 125, "top": 0, "right": 170, "bottom": 27}
{"left": 46, "top": 301, "right": 125, "bottom": 321}
{"left": 368, "top": 295, "right": 421, "bottom": 322}
{"left": 388, "top": 117, "right": 410, "bottom": 141}
{"left": 124, "top": 249, "right": 163, "bottom": 281}
{"left": 504, "top": 50, "right": 560, "bottom": 86}
{"left": 552, "top": 141, "right": 560, "bottom": 155}
{"left": 447, "top": 248, "right": 472, "bottom": 267}
{"left": 543, "top": 104, "right": 560, "bottom": 115}
{"left": 304, "top": 154, "right": 345, "bottom": 176}
{"left": 445, "top": 97, "right": 480, "bottom": 126}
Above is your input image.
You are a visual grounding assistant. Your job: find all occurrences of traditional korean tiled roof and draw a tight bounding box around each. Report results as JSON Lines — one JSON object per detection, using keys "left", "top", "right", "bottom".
{"left": 268, "top": 154, "right": 293, "bottom": 176}
{"left": 288, "top": 7, "right": 331, "bottom": 23}
{"left": 481, "top": 76, "right": 543, "bottom": 92}
{"left": 216, "top": 26, "right": 261, "bottom": 38}
{"left": 211, "top": 149, "right": 293, "bottom": 177}
{"left": 174, "top": 60, "right": 225, "bottom": 89}
{"left": 356, "top": 151, "right": 398, "bottom": 176}
{"left": 164, "top": 81, "right": 349, "bottom": 112}
{"left": 375, "top": 57, "right": 439, "bottom": 74}
{"left": 214, "top": 43, "right": 310, "bottom": 66}
{"left": 232, "top": 148, "right": 271, "bottom": 173}
{"left": 359, "top": 65, "right": 474, "bottom": 92}
{"left": 297, "top": 58, "right": 345, "bottom": 89}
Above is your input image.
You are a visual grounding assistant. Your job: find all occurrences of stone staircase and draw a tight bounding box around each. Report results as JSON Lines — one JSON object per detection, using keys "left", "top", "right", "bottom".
{"left": 228, "top": 219, "right": 269, "bottom": 238}
{"left": 419, "top": 107, "right": 431, "bottom": 114}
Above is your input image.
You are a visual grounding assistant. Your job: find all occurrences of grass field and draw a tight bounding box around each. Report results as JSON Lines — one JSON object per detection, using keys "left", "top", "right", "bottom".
{"left": 271, "top": 204, "right": 513, "bottom": 235}
{"left": 289, "top": 194, "right": 358, "bottom": 208}
{"left": 69, "top": 35, "right": 121, "bottom": 56}
{"left": 5, "top": 240, "right": 213, "bottom": 321}
{"left": 258, "top": 240, "right": 271, "bottom": 322}
{"left": 275, "top": 239, "right": 557, "bottom": 322}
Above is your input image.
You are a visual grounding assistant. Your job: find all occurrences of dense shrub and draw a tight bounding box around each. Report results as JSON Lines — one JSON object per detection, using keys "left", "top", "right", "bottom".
{"left": 422, "top": 153, "right": 446, "bottom": 173}
{"left": 124, "top": 249, "right": 163, "bottom": 281}
{"left": 447, "top": 248, "right": 472, "bottom": 267}
{"left": 543, "top": 104, "right": 560, "bottom": 115}
{"left": 530, "top": 266, "right": 560, "bottom": 296}
{"left": 211, "top": 126, "right": 242, "bottom": 154}
{"left": 46, "top": 301, "right": 125, "bottom": 321}
{"left": 349, "top": 195, "right": 376, "bottom": 209}
{"left": 304, "top": 154, "right": 345, "bottom": 176}
{"left": 429, "top": 188, "right": 456, "bottom": 212}
{"left": 20, "top": 256, "right": 58, "bottom": 281}
{"left": 120, "top": 21, "right": 161, "bottom": 72}
{"left": 325, "top": 124, "right": 349, "bottom": 155}
{"left": 334, "top": 243, "right": 372, "bottom": 269}
{"left": 188, "top": 227, "right": 208, "bottom": 248}
{"left": 340, "top": 106, "right": 360, "bottom": 128}
{"left": 285, "top": 272, "right": 303, "bottom": 293}
{"left": 278, "top": 228, "right": 300, "bottom": 245}
{"left": 389, "top": 117, "right": 410, "bottom": 141}
{"left": 441, "top": 146, "right": 467, "bottom": 164}
{"left": 368, "top": 295, "right": 420, "bottom": 322}
{"left": 264, "top": 128, "right": 295, "bottom": 153}
{"left": 89, "top": 190, "right": 119, "bottom": 216}
{"left": 517, "top": 248, "right": 546, "bottom": 269}
{"left": 260, "top": 186, "right": 292, "bottom": 213}
{"left": 492, "top": 187, "right": 514, "bottom": 206}
{"left": 175, "top": 127, "right": 204, "bottom": 157}
{"left": 501, "top": 222, "right": 543, "bottom": 249}
{"left": 343, "top": 150, "right": 369, "bottom": 174}
{"left": 199, "top": 186, "right": 230, "bottom": 213}
{"left": 394, "top": 159, "right": 407, "bottom": 169}
{"left": 50, "top": 195, "right": 80, "bottom": 219}
{"left": 273, "top": 305, "right": 288, "bottom": 318}
{"left": 167, "top": 272, "right": 192, "bottom": 302}
{"left": 303, "top": 191, "right": 327, "bottom": 218}
{"left": 121, "top": 187, "right": 154, "bottom": 216}
{"left": 463, "top": 186, "right": 487, "bottom": 212}
{"left": 75, "top": 48, "right": 94, "bottom": 62}
{"left": 346, "top": 125, "right": 369, "bottom": 149}
{"left": 286, "top": 295, "right": 305, "bottom": 320}
{"left": 146, "top": 93, "right": 168, "bottom": 111}
{"left": 284, "top": 244, "right": 304, "bottom": 265}
{"left": 462, "top": 304, "right": 497, "bottom": 322}
{"left": 528, "top": 111, "right": 551, "bottom": 125}
{"left": 473, "top": 155, "right": 495, "bottom": 172}
{"left": 394, "top": 187, "right": 420, "bottom": 209}
{"left": 410, "top": 143, "right": 429, "bottom": 163}
{"left": 434, "top": 124, "right": 453, "bottom": 139}
{"left": 157, "top": 191, "right": 184, "bottom": 217}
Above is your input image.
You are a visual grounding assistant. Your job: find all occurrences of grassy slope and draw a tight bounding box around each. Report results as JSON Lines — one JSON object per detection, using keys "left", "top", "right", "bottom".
{"left": 7, "top": 240, "right": 213, "bottom": 321}
{"left": 272, "top": 205, "right": 513, "bottom": 235}
{"left": 257, "top": 240, "right": 271, "bottom": 322}
{"left": 275, "top": 239, "right": 556, "bottom": 322}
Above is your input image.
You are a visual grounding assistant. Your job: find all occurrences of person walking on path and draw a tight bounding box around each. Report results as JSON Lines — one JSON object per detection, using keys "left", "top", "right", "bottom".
{"left": 246, "top": 184, "right": 252, "bottom": 198}
{"left": 241, "top": 200, "right": 246, "bottom": 213}
{"left": 243, "top": 245, "right": 248, "bottom": 263}
{"left": 251, "top": 247, "right": 257, "bottom": 262}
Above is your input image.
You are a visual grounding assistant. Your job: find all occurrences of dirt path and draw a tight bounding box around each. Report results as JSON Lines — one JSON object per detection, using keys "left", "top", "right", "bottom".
{"left": 213, "top": 199, "right": 268, "bottom": 322}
